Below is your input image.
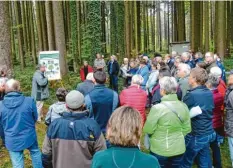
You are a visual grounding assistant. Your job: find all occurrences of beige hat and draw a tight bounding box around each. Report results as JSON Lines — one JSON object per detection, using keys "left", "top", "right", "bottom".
{"left": 66, "top": 90, "right": 84, "bottom": 109}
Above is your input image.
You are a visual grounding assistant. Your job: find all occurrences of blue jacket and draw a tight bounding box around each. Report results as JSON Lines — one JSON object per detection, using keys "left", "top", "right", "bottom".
{"left": 136, "top": 66, "right": 149, "bottom": 90}
{"left": 185, "top": 60, "right": 195, "bottom": 69}
{"left": 107, "top": 61, "right": 119, "bottom": 75}
{"left": 85, "top": 84, "right": 118, "bottom": 133}
{"left": 183, "top": 86, "right": 214, "bottom": 136}
{"left": 193, "top": 58, "right": 203, "bottom": 67}
{"left": 216, "top": 60, "right": 226, "bottom": 83}
{"left": 0, "top": 92, "right": 38, "bottom": 151}
{"left": 76, "top": 80, "right": 95, "bottom": 96}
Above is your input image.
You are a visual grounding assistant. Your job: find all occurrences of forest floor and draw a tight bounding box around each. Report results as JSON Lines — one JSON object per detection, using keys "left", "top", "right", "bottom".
{"left": 1, "top": 58, "right": 233, "bottom": 167}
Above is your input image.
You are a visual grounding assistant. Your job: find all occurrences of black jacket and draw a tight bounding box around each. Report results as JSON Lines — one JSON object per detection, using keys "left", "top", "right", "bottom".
{"left": 107, "top": 60, "right": 119, "bottom": 75}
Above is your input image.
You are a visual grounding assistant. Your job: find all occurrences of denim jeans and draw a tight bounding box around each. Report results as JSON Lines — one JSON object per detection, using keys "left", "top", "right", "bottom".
{"left": 180, "top": 132, "right": 216, "bottom": 168}
{"left": 109, "top": 74, "right": 118, "bottom": 92}
{"left": 9, "top": 141, "right": 42, "bottom": 168}
{"left": 150, "top": 152, "right": 183, "bottom": 168}
{"left": 210, "top": 132, "right": 224, "bottom": 168}
{"left": 0, "top": 123, "right": 5, "bottom": 145}
{"left": 228, "top": 137, "right": 233, "bottom": 165}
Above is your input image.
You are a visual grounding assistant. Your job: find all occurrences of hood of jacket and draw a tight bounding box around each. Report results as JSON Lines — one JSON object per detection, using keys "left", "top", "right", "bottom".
{"left": 52, "top": 102, "right": 67, "bottom": 114}
{"left": 3, "top": 92, "right": 25, "bottom": 109}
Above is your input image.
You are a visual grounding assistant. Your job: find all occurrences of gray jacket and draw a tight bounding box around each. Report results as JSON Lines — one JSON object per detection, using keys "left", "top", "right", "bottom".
{"left": 225, "top": 85, "right": 233, "bottom": 138}
{"left": 31, "top": 70, "right": 49, "bottom": 101}
{"left": 178, "top": 76, "right": 190, "bottom": 100}
{"left": 45, "top": 102, "right": 67, "bottom": 125}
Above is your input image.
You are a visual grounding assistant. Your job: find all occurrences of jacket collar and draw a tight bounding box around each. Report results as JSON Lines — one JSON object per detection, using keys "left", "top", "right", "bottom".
{"left": 190, "top": 85, "right": 207, "bottom": 91}
{"left": 161, "top": 94, "right": 178, "bottom": 101}
{"left": 128, "top": 85, "right": 141, "bottom": 89}
{"left": 5, "top": 91, "right": 23, "bottom": 97}
{"left": 211, "top": 88, "right": 219, "bottom": 94}
{"left": 84, "top": 80, "right": 94, "bottom": 84}
{"left": 94, "top": 84, "right": 106, "bottom": 88}
{"left": 62, "top": 110, "right": 89, "bottom": 120}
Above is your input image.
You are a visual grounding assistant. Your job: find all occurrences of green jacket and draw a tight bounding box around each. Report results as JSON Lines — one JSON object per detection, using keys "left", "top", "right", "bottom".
{"left": 143, "top": 94, "right": 191, "bottom": 157}
{"left": 91, "top": 146, "right": 160, "bottom": 168}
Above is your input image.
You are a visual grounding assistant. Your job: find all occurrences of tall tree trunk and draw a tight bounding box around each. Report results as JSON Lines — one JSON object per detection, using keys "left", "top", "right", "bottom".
{"left": 216, "top": 1, "right": 226, "bottom": 59}
{"left": 40, "top": 2, "right": 48, "bottom": 51}
{"left": 76, "top": 1, "right": 81, "bottom": 64}
{"left": 124, "top": 1, "right": 130, "bottom": 58}
{"left": 191, "top": 1, "right": 201, "bottom": 52}
{"left": 214, "top": 2, "right": 218, "bottom": 52}
{"left": 199, "top": 1, "right": 203, "bottom": 52}
{"left": 110, "top": 2, "right": 117, "bottom": 55}
{"left": 0, "top": 1, "right": 12, "bottom": 71}
{"left": 134, "top": 1, "right": 138, "bottom": 54}
{"left": 231, "top": 1, "right": 233, "bottom": 48}
{"left": 21, "top": 1, "right": 27, "bottom": 55}
{"left": 9, "top": 2, "right": 16, "bottom": 63}
{"left": 177, "top": 1, "right": 185, "bottom": 41}
{"left": 173, "top": 2, "right": 178, "bottom": 42}
{"left": 52, "top": 1, "right": 68, "bottom": 76}
{"left": 29, "top": 2, "right": 36, "bottom": 65}
{"left": 101, "top": 1, "right": 106, "bottom": 54}
{"left": 45, "top": 1, "right": 55, "bottom": 51}
{"left": 204, "top": 2, "right": 209, "bottom": 52}
{"left": 35, "top": 1, "right": 43, "bottom": 51}
{"left": 136, "top": 1, "right": 141, "bottom": 52}
{"left": 14, "top": 1, "right": 25, "bottom": 69}
{"left": 226, "top": 1, "right": 231, "bottom": 57}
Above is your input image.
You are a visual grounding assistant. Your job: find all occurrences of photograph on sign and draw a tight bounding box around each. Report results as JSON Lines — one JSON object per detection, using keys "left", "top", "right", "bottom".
{"left": 39, "top": 51, "right": 61, "bottom": 80}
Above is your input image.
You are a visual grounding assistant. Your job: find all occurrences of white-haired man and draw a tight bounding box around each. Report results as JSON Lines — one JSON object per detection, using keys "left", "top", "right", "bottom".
{"left": 177, "top": 63, "right": 191, "bottom": 99}
{"left": 181, "top": 52, "right": 194, "bottom": 68}
{"left": 0, "top": 79, "right": 42, "bottom": 167}
{"left": 205, "top": 52, "right": 218, "bottom": 73}
{"left": 77, "top": 73, "right": 95, "bottom": 96}
{"left": 119, "top": 75, "right": 147, "bottom": 124}
{"left": 210, "top": 67, "right": 226, "bottom": 98}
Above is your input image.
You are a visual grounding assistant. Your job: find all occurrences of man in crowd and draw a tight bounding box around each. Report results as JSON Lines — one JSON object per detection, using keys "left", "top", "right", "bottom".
{"left": 136, "top": 59, "right": 149, "bottom": 90}
{"left": 143, "top": 55, "right": 152, "bottom": 71}
{"left": 85, "top": 71, "right": 118, "bottom": 135}
{"left": 210, "top": 67, "right": 226, "bottom": 98}
{"left": 181, "top": 68, "right": 216, "bottom": 168}
{"left": 77, "top": 73, "right": 95, "bottom": 96}
{"left": 171, "top": 56, "right": 182, "bottom": 77}
{"left": 79, "top": 61, "right": 93, "bottom": 81}
{"left": 42, "top": 90, "right": 106, "bottom": 168}
{"left": 0, "top": 79, "right": 42, "bottom": 167}
{"left": 193, "top": 52, "right": 203, "bottom": 67}
{"left": 153, "top": 53, "right": 163, "bottom": 63}
{"left": 205, "top": 52, "right": 218, "bottom": 74}
{"left": 224, "top": 72, "right": 233, "bottom": 167}
{"left": 177, "top": 63, "right": 191, "bottom": 100}
{"left": 120, "top": 75, "right": 147, "bottom": 125}
{"left": 214, "top": 53, "right": 226, "bottom": 83}
{"left": 164, "top": 54, "right": 174, "bottom": 70}
{"left": 94, "top": 53, "right": 106, "bottom": 71}
{"left": 181, "top": 52, "right": 194, "bottom": 68}
{"left": 32, "top": 64, "right": 49, "bottom": 122}
{"left": 107, "top": 55, "right": 119, "bottom": 92}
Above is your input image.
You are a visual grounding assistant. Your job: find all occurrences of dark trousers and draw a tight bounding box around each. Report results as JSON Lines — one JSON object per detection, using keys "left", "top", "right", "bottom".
{"left": 150, "top": 152, "right": 183, "bottom": 168}
{"left": 109, "top": 74, "right": 118, "bottom": 92}
{"left": 0, "top": 123, "right": 5, "bottom": 146}
{"left": 210, "top": 131, "right": 223, "bottom": 168}
{"left": 181, "top": 132, "right": 216, "bottom": 168}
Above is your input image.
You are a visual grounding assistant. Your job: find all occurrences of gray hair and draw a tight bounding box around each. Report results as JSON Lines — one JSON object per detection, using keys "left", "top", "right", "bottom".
{"left": 131, "top": 75, "right": 144, "bottom": 85}
{"left": 159, "top": 76, "right": 178, "bottom": 94}
{"left": 210, "top": 67, "right": 222, "bottom": 78}
{"left": 182, "top": 52, "right": 191, "bottom": 59}
{"left": 178, "top": 63, "right": 191, "bottom": 76}
{"left": 195, "top": 52, "right": 203, "bottom": 58}
{"left": 5, "top": 79, "right": 20, "bottom": 93}
{"left": 86, "top": 73, "right": 94, "bottom": 81}
{"left": 206, "top": 74, "right": 220, "bottom": 88}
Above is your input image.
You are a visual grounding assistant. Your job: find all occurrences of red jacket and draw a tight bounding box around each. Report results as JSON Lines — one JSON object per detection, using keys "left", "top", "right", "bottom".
{"left": 212, "top": 89, "right": 224, "bottom": 129}
{"left": 217, "top": 79, "right": 226, "bottom": 98}
{"left": 80, "top": 65, "right": 93, "bottom": 81}
{"left": 120, "top": 85, "right": 147, "bottom": 124}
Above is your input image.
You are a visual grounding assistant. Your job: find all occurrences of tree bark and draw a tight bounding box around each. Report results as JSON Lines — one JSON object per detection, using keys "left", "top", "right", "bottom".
{"left": 136, "top": 1, "right": 141, "bottom": 52}
{"left": 45, "top": 1, "right": 55, "bottom": 51}
{"left": 29, "top": 2, "right": 36, "bottom": 65}
{"left": 40, "top": 2, "right": 48, "bottom": 51}
{"left": 52, "top": 1, "right": 68, "bottom": 76}
{"left": 216, "top": 1, "right": 226, "bottom": 59}
{"left": 35, "top": 1, "right": 43, "bottom": 51}
{"left": 0, "top": 1, "right": 12, "bottom": 71}
{"left": 226, "top": 1, "right": 231, "bottom": 57}
{"left": 124, "top": 1, "right": 130, "bottom": 58}
{"left": 204, "top": 2, "right": 209, "bottom": 52}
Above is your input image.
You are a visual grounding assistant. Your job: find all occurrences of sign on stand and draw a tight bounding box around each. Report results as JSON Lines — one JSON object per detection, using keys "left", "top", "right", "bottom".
{"left": 39, "top": 51, "right": 61, "bottom": 81}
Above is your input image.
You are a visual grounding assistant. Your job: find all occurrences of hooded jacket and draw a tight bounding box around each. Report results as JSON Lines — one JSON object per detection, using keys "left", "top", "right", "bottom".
{"left": 224, "top": 85, "right": 233, "bottom": 138}
{"left": 45, "top": 102, "right": 67, "bottom": 125}
{"left": 0, "top": 92, "right": 38, "bottom": 151}
{"left": 143, "top": 94, "right": 191, "bottom": 157}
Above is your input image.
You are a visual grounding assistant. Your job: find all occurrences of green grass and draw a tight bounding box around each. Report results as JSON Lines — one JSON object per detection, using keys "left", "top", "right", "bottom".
{"left": 1, "top": 58, "right": 233, "bottom": 167}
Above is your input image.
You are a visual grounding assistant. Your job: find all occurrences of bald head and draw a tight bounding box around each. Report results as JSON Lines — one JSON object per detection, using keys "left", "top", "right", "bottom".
{"left": 5, "top": 79, "right": 20, "bottom": 93}
{"left": 205, "top": 52, "right": 214, "bottom": 64}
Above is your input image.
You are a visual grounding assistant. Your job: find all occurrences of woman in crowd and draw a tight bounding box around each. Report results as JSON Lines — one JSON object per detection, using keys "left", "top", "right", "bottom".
{"left": 146, "top": 62, "right": 159, "bottom": 94}
{"left": 144, "top": 76, "right": 191, "bottom": 168}
{"left": 136, "top": 59, "right": 149, "bottom": 90}
{"left": 206, "top": 74, "right": 224, "bottom": 168}
{"left": 79, "top": 61, "right": 93, "bottom": 81}
{"left": 120, "top": 75, "right": 147, "bottom": 125}
{"left": 120, "top": 58, "right": 130, "bottom": 87}
{"left": 91, "top": 106, "right": 160, "bottom": 168}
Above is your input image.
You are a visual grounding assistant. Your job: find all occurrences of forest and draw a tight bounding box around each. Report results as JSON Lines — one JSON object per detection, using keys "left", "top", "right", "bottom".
{"left": 0, "top": 1, "right": 231, "bottom": 76}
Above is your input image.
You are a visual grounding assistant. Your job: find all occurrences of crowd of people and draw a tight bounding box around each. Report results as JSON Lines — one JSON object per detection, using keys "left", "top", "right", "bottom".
{"left": 0, "top": 50, "right": 232, "bottom": 168}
